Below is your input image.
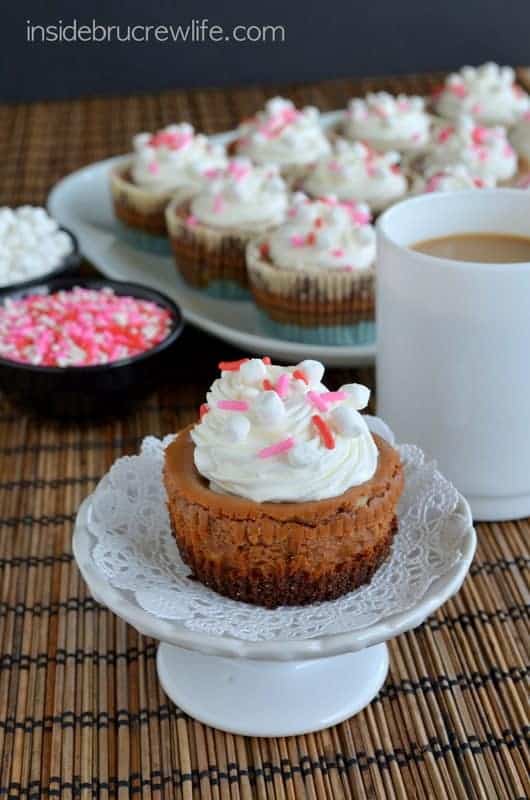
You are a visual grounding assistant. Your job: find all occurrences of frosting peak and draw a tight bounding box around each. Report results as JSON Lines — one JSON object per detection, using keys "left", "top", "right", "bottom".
{"left": 235, "top": 97, "right": 331, "bottom": 167}
{"left": 434, "top": 63, "right": 530, "bottom": 126}
{"left": 423, "top": 117, "right": 516, "bottom": 182}
{"left": 303, "top": 139, "right": 407, "bottom": 212}
{"left": 345, "top": 92, "right": 430, "bottom": 152}
{"left": 189, "top": 158, "right": 288, "bottom": 231}
{"left": 130, "top": 123, "right": 226, "bottom": 193}
{"left": 263, "top": 193, "right": 375, "bottom": 272}
{"left": 191, "top": 358, "right": 378, "bottom": 502}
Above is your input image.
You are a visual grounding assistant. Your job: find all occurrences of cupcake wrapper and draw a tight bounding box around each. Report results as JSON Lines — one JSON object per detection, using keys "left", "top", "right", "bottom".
{"left": 258, "top": 312, "right": 375, "bottom": 346}
{"left": 246, "top": 237, "right": 375, "bottom": 338}
{"left": 166, "top": 200, "right": 261, "bottom": 294}
{"left": 110, "top": 162, "right": 196, "bottom": 237}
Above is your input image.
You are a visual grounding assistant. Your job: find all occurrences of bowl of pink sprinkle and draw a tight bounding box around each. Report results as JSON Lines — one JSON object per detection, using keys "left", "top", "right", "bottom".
{"left": 0, "top": 278, "right": 183, "bottom": 417}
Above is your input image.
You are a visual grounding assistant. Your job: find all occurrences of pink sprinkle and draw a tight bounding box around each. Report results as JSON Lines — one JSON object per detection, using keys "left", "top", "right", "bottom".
{"left": 289, "top": 234, "right": 306, "bottom": 248}
{"left": 331, "top": 248, "right": 345, "bottom": 258}
{"left": 213, "top": 194, "right": 224, "bottom": 213}
{"left": 340, "top": 266, "right": 354, "bottom": 272}
{"left": 503, "top": 144, "right": 515, "bottom": 157}
{"left": 351, "top": 207, "right": 371, "bottom": 226}
{"left": 307, "top": 390, "right": 328, "bottom": 412}
{"left": 204, "top": 167, "right": 222, "bottom": 179}
{"left": 437, "top": 126, "right": 453, "bottom": 144}
{"left": 217, "top": 400, "right": 249, "bottom": 411}
{"left": 228, "top": 161, "right": 251, "bottom": 180}
{"left": 425, "top": 174, "right": 443, "bottom": 193}
{"left": 523, "top": 111, "right": 530, "bottom": 121}
{"left": 327, "top": 159, "right": 342, "bottom": 173}
{"left": 148, "top": 161, "right": 160, "bottom": 175}
{"left": 186, "top": 214, "right": 198, "bottom": 227}
{"left": 275, "top": 373, "right": 290, "bottom": 399}
{"left": 321, "top": 391, "right": 347, "bottom": 402}
{"left": 287, "top": 207, "right": 298, "bottom": 218}
{"left": 411, "top": 132, "right": 422, "bottom": 142}
{"left": 449, "top": 83, "right": 468, "bottom": 99}
{"left": 472, "top": 126, "right": 489, "bottom": 145}
{"left": 258, "top": 436, "right": 295, "bottom": 459}
{"left": 471, "top": 103, "right": 483, "bottom": 115}
{"left": 0, "top": 288, "right": 173, "bottom": 368}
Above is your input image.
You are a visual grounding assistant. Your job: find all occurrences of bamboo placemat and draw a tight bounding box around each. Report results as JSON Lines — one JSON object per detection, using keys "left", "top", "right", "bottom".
{"left": 0, "top": 71, "right": 528, "bottom": 799}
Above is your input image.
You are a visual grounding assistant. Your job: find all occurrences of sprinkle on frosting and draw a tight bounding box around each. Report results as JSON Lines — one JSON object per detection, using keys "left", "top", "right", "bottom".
{"left": 0, "top": 287, "right": 173, "bottom": 367}
{"left": 130, "top": 123, "right": 226, "bottom": 195}
{"left": 234, "top": 97, "right": 331, "bottom": 168}
{"left": 433, "top": 63, "right": 530, "bottom": 127}
{"left": 421, "top": 117, "right": 517, "bottom": 183}
{"left": 189, "top": 158, "right": 288, "bottom": 231}
{"left": 260, "top": 193, "right": 376, "bottom": 273}
{"left": 303, "top": 139, "right": 407, "bottom": 212}
{"left": 345, "top": 92, "right": 430, "bottom": 152}
{"left": 190, "top": 357, "right": 377, "bottom": 502}
{"left": 412, "top": 163, "right": 494, "bottom": 194}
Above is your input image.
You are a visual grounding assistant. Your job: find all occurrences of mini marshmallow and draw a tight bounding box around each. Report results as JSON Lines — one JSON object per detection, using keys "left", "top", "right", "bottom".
{"left": 296, "top": 360, "right": 325, "bottom": 385}
{"left": 225, "top": 414, "right": 251, "bottom": 443}
{"left": 252, "top": 390, "right": 286, "bottom": 426}
{"left": 239, "top": 358, "right": 267, "bottom": 383}
{"left": 340, "top": 383, "right": 371, "bottom": 410}
{"left": 331, "top": 405, "right": 364, "bottom": 437}
{"left": 0, "top": 206, "right": 74, "bottom": 288}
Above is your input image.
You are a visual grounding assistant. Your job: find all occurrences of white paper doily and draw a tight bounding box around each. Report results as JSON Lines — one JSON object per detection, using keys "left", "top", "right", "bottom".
{"left": 86, "top": 418, "right": 468, "bottom": 642}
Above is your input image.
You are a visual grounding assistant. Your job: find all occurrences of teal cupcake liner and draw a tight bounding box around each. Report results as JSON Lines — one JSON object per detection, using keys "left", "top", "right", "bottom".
{"left": 258, "top": 312, "right": 376, "bottom": 346}
{"left": 200, "top": 280, "right": 251, "bottom": 301}
{"left": 115, "top": 221, "right": 171, "bottom": 256}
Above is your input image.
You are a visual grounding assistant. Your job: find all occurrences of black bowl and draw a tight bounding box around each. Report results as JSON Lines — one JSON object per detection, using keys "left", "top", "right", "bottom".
{"left": 0, "top": 225, "right": 82, "bottom": 293}
{"left": 0, "top": 277, "right": 184, "bottom": 419}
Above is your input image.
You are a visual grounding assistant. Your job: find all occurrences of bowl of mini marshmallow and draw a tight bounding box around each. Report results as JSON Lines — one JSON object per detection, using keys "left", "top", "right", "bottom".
{"left": 0, "top": 205, "right": 81, "bottom": 291}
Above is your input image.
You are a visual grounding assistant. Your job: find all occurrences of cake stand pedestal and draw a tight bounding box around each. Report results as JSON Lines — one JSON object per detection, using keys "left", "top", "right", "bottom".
{"left": 73, "top": 495, "right": 476, "bottom": 738}
{"left": 157, "top": 642, "right": 389, "bottom": 737}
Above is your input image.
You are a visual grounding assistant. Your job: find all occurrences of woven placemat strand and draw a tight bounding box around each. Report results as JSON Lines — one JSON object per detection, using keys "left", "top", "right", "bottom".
{"left": 0, "top": 71, "right": 529, "bottom": 799}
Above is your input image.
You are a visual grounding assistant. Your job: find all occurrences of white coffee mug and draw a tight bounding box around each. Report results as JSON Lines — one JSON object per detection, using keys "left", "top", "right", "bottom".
{"left": 376, "top": 189, "right": 530, "bottom": 521}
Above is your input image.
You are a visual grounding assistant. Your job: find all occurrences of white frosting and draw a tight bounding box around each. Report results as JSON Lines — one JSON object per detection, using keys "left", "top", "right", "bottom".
{"left": 424, "top": 117, "right": 517, "bottom": 182}
{"left": 0, "top": 206, "right": 73, "bottom": 287}
{"left": 412, "top": 164, "right": 495, "bottom": 194}
{"left": 189, "top": 159, "right": 288, "bottom": 231}
{"left": 235, "top": 97, "right": 331, "bottom": 167}
{"left": 509, "top": 113, "right": 530, "bottom": 161}
{"left": 434, "top": 63, "right": 530, "bottom": 126}
{"left": 345, "top": 92, "right": 430, "bottom": 152}
{"left": 130, "top": 123, "right": 226, "bottom": 193}
{"left": 303, "top": 139, "right": 407, "bottom": 212}
{"left": 264, "top": 193, "right": 375, "bottom": 272}
{"left": 191, "top": 359, "right": 378, "bottom": 503}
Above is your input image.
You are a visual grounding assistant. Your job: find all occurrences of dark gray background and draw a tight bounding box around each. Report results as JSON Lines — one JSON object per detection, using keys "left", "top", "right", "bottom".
{"left": 2, "top": 1, "right": 529, "bottom": 103}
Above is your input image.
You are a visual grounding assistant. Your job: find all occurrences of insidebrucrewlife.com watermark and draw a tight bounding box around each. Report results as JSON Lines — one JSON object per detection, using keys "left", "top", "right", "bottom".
{"left": 26, "top": 18, "right": 286, "bottom": 44}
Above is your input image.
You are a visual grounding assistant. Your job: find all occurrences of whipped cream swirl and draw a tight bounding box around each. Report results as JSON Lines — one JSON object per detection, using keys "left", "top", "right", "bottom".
{"left": 262, "top": 193, "right": 375, "bottom": 272}
{"left": 412, "top": 164, "right": 494, "bottom": 194}
{"left": 345, "top": 92, "right": 430, "bottom": 152}
{"left": 191, "top": 358, "right": 378, "bottom": 503}
{"left": 303, "top": 139, "right": 407, "bottom": 212}
{"left": 234, "top": 97, "right": 331, "bottom": 167}
{"left": 422, "top": 117, "right": 517, "bottom": 182}
{"left": 433, "top": 63, "right": 530, "bottom": 127}
{"left": 130, "top": 123, "right": 226, "bottom": 193}
{"left": 190, "top": 159, "right": 288, "bottom": 231}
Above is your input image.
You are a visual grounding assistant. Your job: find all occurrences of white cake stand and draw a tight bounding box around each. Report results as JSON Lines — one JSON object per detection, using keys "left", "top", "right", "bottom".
{"left": 73, "top": 496, "right": 476, "bottom": 737}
